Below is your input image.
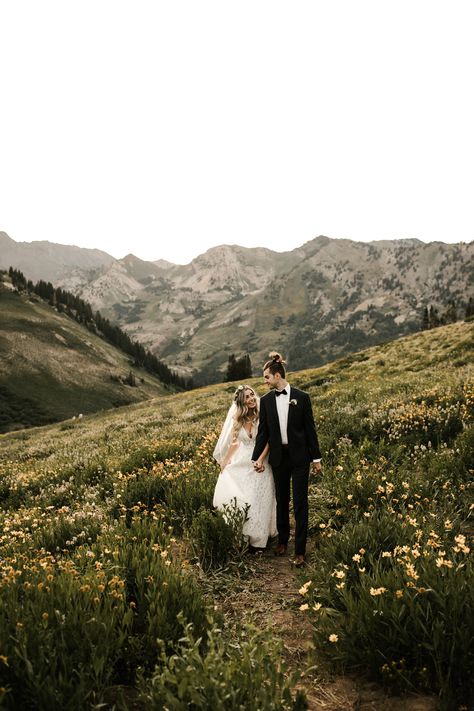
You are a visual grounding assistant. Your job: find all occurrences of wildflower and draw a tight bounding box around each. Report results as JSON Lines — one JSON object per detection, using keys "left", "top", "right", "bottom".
{"left": 299, "top": 603, "right": 309, "bottom": 611}
{"left": 453, "top": 535, "right": 470, "bottom": 554}
{"left": 381, "top": 551, "right": 392, "bottom": 558}
{"left": 299, "top": 581, "right": 312, "bottom": 596}
{"left": 436, "top": 558, "right": 453, "bottom": 569}
{"left": 313, "top": 602, "right": 322, "bottom": 611}
{"left": 42, "top": 612, "right": 49, "bottom": 621}
{"left": 370, "top": 587, "right": 387, "bottom": 596}
{"left": 0, "top": 656, "right": 8, "bottom": 666}
{"left": 352, "top": 553, "right": 361, "bottom": 562}
{"left": 395, "top": 590, "right": 404, "bottom": 598}
{"left": 333, "top": 570, "right": 346, "bottom": 579}
{"left": 328, "top": 634, "right": 339, "bottom": 643}
{"left": 405, "top": 563, "right": 419, "bottom": 580}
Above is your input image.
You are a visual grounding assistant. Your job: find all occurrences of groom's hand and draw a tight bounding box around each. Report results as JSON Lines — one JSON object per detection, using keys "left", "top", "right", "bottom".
{"left": 311, "top": 461, "right": 322, "bottom": 475}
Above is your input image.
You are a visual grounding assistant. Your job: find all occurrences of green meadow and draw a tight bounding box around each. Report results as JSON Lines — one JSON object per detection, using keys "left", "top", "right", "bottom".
{"left": 0, "top": 321, "right": 472, "bottom": 710}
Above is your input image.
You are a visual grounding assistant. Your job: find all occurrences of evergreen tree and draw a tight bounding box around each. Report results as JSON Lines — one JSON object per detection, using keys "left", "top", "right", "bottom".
{"left": 444, "top": 300, "right": 457, "bottom": 324}
{"left": 422, "top": 306, "right": 429, "bottom": 330}
{"left": 224, "top": 353, "right": 252, "bottom": 382}
{"left": 225, "top": 355, "right": 237, "bottom": 382}
{"left": 466, "top": 297, "right": 474, "bottom": 320}
{"left": 429, "top": 305, "right": 440, "bottom": 328}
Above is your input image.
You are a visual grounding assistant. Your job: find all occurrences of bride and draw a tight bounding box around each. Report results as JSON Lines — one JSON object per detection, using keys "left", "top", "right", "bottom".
{"left": 213, "top": 384, "right": 277, "bottom": 549}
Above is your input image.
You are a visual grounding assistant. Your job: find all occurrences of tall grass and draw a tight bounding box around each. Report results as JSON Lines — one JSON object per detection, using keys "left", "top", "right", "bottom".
{"left": 0, "top": 321, "right": 472, "bottom": 708}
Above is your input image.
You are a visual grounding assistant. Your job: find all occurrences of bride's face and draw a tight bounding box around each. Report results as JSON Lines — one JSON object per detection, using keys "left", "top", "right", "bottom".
{"left": 244, "top": 389, "right": 257, "bottom": 410}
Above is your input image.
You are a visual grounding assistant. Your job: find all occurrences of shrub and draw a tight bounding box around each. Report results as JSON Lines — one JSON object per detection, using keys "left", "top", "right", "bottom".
{"left": 189, "top": 504, "right": 248, "bottom": 570}
{"left": 139, "top": 619, "right": 308, "bottom": 710}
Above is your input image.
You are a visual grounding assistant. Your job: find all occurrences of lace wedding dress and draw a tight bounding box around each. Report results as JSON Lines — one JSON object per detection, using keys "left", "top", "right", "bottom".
{"left": 213, "top": 423, "right": 277, "bottom": 548}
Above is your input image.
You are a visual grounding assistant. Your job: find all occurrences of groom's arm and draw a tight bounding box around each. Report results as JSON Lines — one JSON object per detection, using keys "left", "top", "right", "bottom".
{"left": 252, "top": 397, "right": 269, "bottom": 462}
{"left": 303, "top": 392, "right": 322, "bottom": 461}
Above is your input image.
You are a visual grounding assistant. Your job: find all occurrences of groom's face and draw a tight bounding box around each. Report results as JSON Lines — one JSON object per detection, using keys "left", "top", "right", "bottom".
{"left": 263, "top": 368, "right": 280, "bottom": 390}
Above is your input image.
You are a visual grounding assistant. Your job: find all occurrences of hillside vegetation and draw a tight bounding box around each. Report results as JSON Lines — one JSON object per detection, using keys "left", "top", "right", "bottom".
{"left": 0, "top": 281, "right": 170, "bottom": 433}
{"left": 0, "top": 321, "right": 472, "bottom": 709}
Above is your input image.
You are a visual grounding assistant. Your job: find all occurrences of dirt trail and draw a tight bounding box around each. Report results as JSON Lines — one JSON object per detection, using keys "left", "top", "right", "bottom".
{"left": 230, "top": 542, "right": 438, "bottom": 711}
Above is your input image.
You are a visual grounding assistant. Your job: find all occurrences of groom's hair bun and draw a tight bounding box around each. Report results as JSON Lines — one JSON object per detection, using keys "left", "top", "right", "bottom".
{"left": 264, "top": 351, "right": 287, "bottom": 377}
{"left": 268, "top": 351, "right": 286, "bottom": 365}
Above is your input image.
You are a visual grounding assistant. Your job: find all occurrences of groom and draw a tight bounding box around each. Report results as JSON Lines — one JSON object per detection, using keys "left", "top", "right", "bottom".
{"left": 252, "top": 352, "right": 321, "bottom": 567}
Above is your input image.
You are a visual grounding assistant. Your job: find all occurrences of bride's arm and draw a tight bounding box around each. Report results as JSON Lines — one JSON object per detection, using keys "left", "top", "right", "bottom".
{"left": 220, "top": 440, "right": 239, "bottom": 472}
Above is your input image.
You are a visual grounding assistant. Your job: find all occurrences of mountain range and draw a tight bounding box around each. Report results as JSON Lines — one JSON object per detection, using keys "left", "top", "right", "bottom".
{"left": 1, "top": 231, "right": 473, "bottom": 383}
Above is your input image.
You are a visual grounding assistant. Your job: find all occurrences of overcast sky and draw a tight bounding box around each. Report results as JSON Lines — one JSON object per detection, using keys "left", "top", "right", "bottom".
{"left": 1, "top": 1, "right": 473, "bottom": 265}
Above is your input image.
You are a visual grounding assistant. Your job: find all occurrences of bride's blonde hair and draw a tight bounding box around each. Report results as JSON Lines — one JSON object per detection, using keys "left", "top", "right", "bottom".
{"left": 232, "top": 385, "right": 258, "bottom": 439}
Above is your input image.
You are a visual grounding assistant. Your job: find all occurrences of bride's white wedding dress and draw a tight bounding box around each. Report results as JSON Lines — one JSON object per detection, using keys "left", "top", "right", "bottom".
{"left": 213, "top": 423, "right": 277, "bottom": 548}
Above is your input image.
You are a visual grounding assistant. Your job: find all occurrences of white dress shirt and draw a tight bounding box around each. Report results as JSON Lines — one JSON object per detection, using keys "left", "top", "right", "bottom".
{"left": 275, "top": 384, "right": 290, "bottom": 445}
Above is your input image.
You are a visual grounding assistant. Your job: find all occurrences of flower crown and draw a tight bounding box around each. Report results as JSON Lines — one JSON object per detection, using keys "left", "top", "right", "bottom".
{"left": 234, "top": 384, "right": 245, "bottom": 400}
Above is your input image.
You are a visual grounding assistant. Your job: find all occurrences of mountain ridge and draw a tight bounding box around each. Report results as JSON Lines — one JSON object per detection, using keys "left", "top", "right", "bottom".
{"left": 1, "top": 231, "right": 473, "bottom": 383}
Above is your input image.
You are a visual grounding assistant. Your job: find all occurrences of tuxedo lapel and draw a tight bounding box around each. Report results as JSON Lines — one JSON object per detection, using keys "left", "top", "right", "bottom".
{"left": 269, "top": 390, "right": 279, "bottom": 432}
{"left": 287, "top": 387, "right": 295, "bottom": 431}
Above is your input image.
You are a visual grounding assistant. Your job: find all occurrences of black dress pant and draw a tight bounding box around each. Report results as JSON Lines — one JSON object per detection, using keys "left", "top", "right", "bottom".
{"left": 272, "top": 448, "right": 309, "bottom": 556}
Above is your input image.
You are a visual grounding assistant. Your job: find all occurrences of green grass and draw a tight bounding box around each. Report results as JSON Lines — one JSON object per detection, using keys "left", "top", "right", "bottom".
{"left": 0, "top": 320, "right": 472, "bottom": 709}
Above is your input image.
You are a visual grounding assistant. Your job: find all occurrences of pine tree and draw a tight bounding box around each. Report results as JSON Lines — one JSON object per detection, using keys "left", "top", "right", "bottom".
{"left": 444, "top": 300, "right": 457, "bottom": 324}
{"left": 422, "top": 306, "right": 429, "bottom": 330}
{"left": 224, "top": 353, "right": 252, "bottom": 381}
{"left": 429, "top": 305, "right": 440, "bottom": 328}
{"left": 466, "top": 297, "right": 474, "bottom": 320}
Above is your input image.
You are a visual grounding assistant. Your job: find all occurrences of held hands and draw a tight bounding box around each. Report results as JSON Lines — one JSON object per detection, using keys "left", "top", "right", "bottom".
{"left": 253, "top": 459, "right": 265, "bottom": 473}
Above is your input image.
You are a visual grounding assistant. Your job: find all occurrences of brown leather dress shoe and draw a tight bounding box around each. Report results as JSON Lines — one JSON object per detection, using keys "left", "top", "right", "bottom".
{"left": 293, "top": 555, "right": 305, "bottom": 568}
{"left": 274, "top": 543, "right": 288, "bottom": 556}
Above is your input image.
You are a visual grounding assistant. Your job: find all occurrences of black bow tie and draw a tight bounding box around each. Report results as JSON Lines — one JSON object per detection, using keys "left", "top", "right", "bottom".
{"left": 275, "top": 389, "right": 287, "bottom": 396}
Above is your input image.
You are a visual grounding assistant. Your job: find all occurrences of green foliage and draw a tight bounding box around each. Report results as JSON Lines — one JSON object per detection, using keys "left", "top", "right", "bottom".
{"left": 189, "top": 504, "right": 248, "bottom": 570}
{"left": 303, "top": 421, "right": 474, "bottom": 709}
{"left": 0, "top": 514, "right": 210, "bottom": 708}
{"left": 0, "top": 322, "right": 473, "bottom": 708}
{"left": 139, "top": 619, "right": 307, "bottom": 710}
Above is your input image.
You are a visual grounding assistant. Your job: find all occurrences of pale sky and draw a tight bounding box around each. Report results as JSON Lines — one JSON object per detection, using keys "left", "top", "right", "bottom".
{"left": 1, "top": 1, "right": 473, "bottom": 265}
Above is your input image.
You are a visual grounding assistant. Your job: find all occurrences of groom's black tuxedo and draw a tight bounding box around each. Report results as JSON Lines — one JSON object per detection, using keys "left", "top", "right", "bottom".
{"left": 252, "top": 387, "right": 321, "bottom": 467}
{"left": 252, "top": 386, "right": 321, "bottom": 556}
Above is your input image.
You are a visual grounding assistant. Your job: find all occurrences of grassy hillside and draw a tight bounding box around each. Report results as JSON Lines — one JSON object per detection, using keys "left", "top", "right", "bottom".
{"left": 0, "top": 321, "right": 472, "bottom": 709}
{"left": 0, "top": 283, "right": 169, "bottom": 433}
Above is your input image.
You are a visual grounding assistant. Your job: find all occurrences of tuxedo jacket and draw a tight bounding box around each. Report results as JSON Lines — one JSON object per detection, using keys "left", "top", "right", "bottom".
{"left": 252, "top": 387, "right": 321, "bottom": 468}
